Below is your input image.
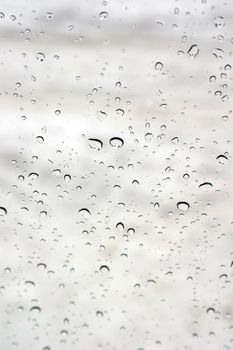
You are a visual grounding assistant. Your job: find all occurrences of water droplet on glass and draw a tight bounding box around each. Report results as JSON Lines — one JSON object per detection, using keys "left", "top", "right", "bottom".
{"left": 100, "top": 265, "right": 110, "bottom": 272}
{"left": 155, "top": 61, "right": 163, "bottom": 70}
{"left": 109, "top": 137, "right": 124, "bottom": 148}
{"left": 88, "top": 138, "right": 103, "bottom": 150}
{"left": 0, "top": 207, "right": 7, "bottom": 216}
{"left": 78, "top": 208, "right": 91, "bottom": 216}
{"left": 30, "top": 306, "right": 41, "bottom": 313}
{"left": 214, "top": 16, "right": 225, "bottom": 28}
{"left": 36, "top": 136, "right": 44, "bottom": 144}
{"left": 187, "top": 44, "right": 199, "bottom": 58}
{"left": 28, "top": 172, "right": 39, "bottom": 180}
{"left": 116, "top": 108, "right": 124, "bottom": 116}
{"left": 177, "top": 201, "right": 190, "bottom": 211}
{"left": 36, "top": 52, "right": 45, "bottom": 62}
{"left": 216, "top": 154, "right": 228, "bottom": 164}
{"left": 99, "top": 11, "right": 108, "bottom": 20}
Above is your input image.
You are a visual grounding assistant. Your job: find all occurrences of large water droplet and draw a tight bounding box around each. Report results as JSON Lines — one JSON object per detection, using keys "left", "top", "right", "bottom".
{"left": 88, "top": 138, "right": 103, "bottom": 150}
{"left": 177, "top": 201, "right": 190, "bottom": 211}
{"left": 109, "top": 137, "right": 124, "bottom": 148}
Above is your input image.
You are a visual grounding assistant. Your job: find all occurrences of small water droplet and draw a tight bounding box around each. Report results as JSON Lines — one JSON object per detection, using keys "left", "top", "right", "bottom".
{"left": 100, "top": 265, "right": 110, "bottom": 272}
{"left": 28, "top": 172, "right": 39, "bottom": 180}
{"left": 216, "top": 154, "right": 228, "bottom": 164}
{"left": 187, "top": 44, "right": 199, "bottom": 58}
{"left": 30, "top": 306, "right": 41, "bottom": 312}
{"left": 155, "top": 61, "right": 163, "bottom": 70}
{"left": 116, "top": 108, "right": 124, "bottom": 116}
{"left": 36, "top": 52, "right": 45, "bottom": 62}
{"left": 99, "top": 11, "right": 108, "bottom": 20}
{"left": 36, "top": 136, "right": 44, "bottom": 143}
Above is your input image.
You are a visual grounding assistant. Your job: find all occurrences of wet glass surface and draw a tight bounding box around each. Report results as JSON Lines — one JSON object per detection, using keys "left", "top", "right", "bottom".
{"left": 0, "top": 0, "right": 233, "bottom": 349}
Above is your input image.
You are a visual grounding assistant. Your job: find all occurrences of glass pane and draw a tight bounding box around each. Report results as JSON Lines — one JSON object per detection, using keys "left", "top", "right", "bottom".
{"left": 0, "top": 0, "right": 232, "bottom": 349}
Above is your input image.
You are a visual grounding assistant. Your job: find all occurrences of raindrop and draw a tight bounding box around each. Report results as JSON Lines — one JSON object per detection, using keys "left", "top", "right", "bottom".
{"left": 100, "top": 265, "right": 110, "bottom": 272}
{"left": 209, "top": 75, "right": 216, "bottom": 82}
{"left": 78, "top": 208, "right": 91, "bottom": 216}
{"left": 30, "top": 306, "right": 41, "bottom": 312}
{"left": 224, "top": 64, "right": 231, "bottom": 70}
{"left": 28, "top": 172, "right": 39, "bottom": 180}
{"left": 25, "top": 280, "right": 35, "bottom": 286}
{"left": 0, "top": 207, "right": 7, "bottom": 216}
{"left": 212, "top": 48, "right": 224, "bottom": 59}
{"left": 116, "top": 108, "right": 124, "bottom": 116}
{"left": 187, "top": 44, "right": 199, "bottom": 57}
{"left": 155, "top": 61, "right": 163, "bottom": 70}
{"left": 216, "top": 154, "right": 228, "bottom": 164}
{"left": 36, "top": 136, "right": 44, "bottom": 143}
{"left": 198, "top": 182, "right": 213, "bottom": 188}
{"left": 64, "top": 174, "right": 71, "bottom": 182}
{"left": 99, "top": 11, "right": 108, "bottom": 20}
{"left": 214, "top": 16, "right": 225, "bottom": 28}
{"left": 52, "top": 169, "right": 61, "bottom": 177}
{"left": 206, "top": 307, "right": 216, "bottom": 314}
{"left": 96, "top": 310, "right": 104, "bottom": 317}
{"left": 55, "top": 109, "right": 61, "bottom": 116}
{"left": 88, "top": 138, "right": 103, "bottom": 150}
{"left": 144, "top": 133, "right": 153, "bottom": 142}
{"left": 109, "top": 137, "right": 124, "bottom": 148}
{"left": 37, "top": 263, "right": 47, "bottom": 269}
{"left": 116, "top": 222, "right": 124, "bottom": 231}
{"left": 177, "top": 201, "right": 190, "bottom": 211}
{"left": 36, "top": 52, "right": 45, "bottom": 62}
{"left": 171, "top": 136, "right": 179, "bottom": 144}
